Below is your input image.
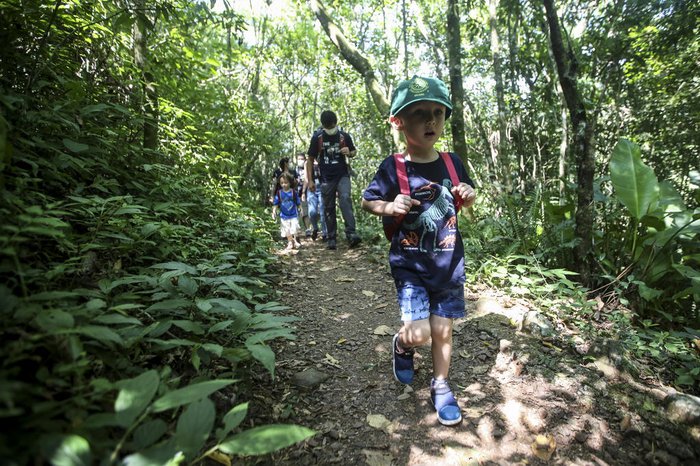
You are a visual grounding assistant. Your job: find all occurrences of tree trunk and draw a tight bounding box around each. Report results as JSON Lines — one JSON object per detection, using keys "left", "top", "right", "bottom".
{"left": 543, "top": 0, "right": 595, "bottom": 285}
{"left": 489, "top": 0, "right": 508, "bottom": 186}
{"left": 446, "top": 0, "right": 468, "bottom": 167}
{"left": 308, "top": 0, "right": 390, "bottom": 116}
{"left": 133, "top": 0, "right": 158, "bottom": 151}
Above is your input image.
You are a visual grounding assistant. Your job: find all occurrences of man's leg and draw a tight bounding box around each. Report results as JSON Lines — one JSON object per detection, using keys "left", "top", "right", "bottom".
{"left": 336, "top": 175, "right": 359, "bottom": 242}
{"left": 320, "top": 179, "right": 338, "bottom": 244}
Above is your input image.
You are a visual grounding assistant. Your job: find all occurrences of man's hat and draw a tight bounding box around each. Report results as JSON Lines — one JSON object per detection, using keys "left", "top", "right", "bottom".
{"left": 390, "top": 76, "right": 452, "bottom": 119}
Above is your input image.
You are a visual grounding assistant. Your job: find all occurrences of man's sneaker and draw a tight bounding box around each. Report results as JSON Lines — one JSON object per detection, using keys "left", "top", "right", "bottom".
{"left": 327, "top": 239, "right": 337, "bottom": 250}
{"left": 321, "top": 235, "right": 327, "bottom": 242}
{"left": 430, "top": 379, "right": 462, "bottom": 426}
{"left": 305, "top": 229, "right": 312, "bottom": 238}
{"left": 392, "top": 333, "right": 414, "bottom": 384}
{"left": 312, "top": 229, "right": 318, "bottom": 241}
{"left": 348, "top": 235, "right": 361, "bottom": 248}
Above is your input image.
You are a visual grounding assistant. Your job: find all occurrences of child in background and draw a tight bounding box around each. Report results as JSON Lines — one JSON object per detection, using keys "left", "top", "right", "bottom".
{"left": 361, "top": 76, "right": 476, "bottom": 426}
{"left": 272, "top": 172, "right": 302, "bottom": 251}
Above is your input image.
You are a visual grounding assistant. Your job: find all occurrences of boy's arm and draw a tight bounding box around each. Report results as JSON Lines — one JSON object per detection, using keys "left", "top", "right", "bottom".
{"left": 362, "top": 194, "right": 419, "bottom": 217}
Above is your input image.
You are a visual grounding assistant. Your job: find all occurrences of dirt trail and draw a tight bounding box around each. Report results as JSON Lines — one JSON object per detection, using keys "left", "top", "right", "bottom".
{"left": 242, "top": 239, "right": 700, "bottom": 465}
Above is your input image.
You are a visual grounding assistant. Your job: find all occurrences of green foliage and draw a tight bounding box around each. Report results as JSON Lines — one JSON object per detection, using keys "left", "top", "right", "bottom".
{"left": 0, "top": 1, "right": 315, "bottom": 463}
{"left": 608, "top": 139, "right": 699, "bottom": 325}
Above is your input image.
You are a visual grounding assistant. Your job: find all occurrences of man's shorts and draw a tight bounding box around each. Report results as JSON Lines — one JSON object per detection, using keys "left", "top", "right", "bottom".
{"left": 300, "top": 199, "right": 309, "bottom": 218}
{"left": 395, "top": 281, "right": 465, "bottom": 322}
{"left": 280, "top": 218, "right": 300, "bottom": 237}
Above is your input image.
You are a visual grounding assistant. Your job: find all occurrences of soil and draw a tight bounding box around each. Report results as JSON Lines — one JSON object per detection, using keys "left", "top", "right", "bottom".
{"left": 239, "top": 239, "right": 700, "bottom": 466}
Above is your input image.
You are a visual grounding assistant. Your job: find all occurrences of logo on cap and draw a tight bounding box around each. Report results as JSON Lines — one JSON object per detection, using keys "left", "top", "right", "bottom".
{"left": 409, "top": 77, "right": 429, "bottom": 95}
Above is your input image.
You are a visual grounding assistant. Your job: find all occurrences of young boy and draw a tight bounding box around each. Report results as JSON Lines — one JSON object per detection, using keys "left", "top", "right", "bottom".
{"left": 272, "top": 172, "right": 302, "bottom": 251}
{"left": 361, "top": 76, "right": 476, "bottom": 426}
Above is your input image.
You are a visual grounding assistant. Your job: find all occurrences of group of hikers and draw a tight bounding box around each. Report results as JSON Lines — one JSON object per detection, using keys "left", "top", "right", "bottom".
{"left": 271, "top": 109, "right": 362, "bottom": 251}
{"left": 271, "top": 76, "right": 477, "bottom": 427}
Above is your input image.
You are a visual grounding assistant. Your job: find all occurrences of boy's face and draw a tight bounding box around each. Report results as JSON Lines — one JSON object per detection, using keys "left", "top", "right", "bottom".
{"left": 297, "top": 156, "right": 305, "bottom": 167}
{"left": 393, "top": 101, "right": 447, "bottom": 149}
{"left": 280, "top": 176, "right": 290, "bottom": 190}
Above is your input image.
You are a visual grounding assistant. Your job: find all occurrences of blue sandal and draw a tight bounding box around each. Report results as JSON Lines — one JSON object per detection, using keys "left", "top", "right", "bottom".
{"left": 392, "top": 334, "right": 415, "bottom": 384}
{"left": 430, "top": 379, "right": 462, "bottom": 426}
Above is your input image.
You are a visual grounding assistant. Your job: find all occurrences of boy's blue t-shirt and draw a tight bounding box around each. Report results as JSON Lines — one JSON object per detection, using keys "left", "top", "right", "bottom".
{"left": 273, "top": 189, "right": 300, "bottom": 220}
{"left": 363, "top": 152, "right": 474, "bottom": 289}
{"left": 307, "top": 130, "right": 356, "bottom": 182}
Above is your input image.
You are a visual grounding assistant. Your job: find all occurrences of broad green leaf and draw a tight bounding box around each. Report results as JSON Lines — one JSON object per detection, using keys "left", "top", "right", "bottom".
{"left": 177, "top": 275, "right": 198, "bottom": 296}
{"left": 218, "top": 402, "right": 249, "bottom": 441}
{"left": 62, "top": 138, "right": 89, "bottom": 153}
{"left": 29, "top": 291, "right": 80, "bottom": 301}
{"left": 201, "top": 343, "right": 223, "bottom": 356}
{"left": 254, "top": 302, "right": 290, "bottom": 312}
{"left": 93, "top": 314, "right": 142, "bottom": 326}
{"left": 122, "top": 444, "right": 184, "bottom": 466}
{"left": 115, "top": 370, "right": 160, "bottom": 427}
{"left": 245, "top": 343, "right": 276, "bottom": 378}
{"left": 35, "top": 309, "right": 75, "bottom": 331}
{"left": 47, "top": 435, "right": 92, "bottom": 466}
{"left": 71, "top": 325, "right": 124, "bottom": 345}
{"left": 85, "top": 299, "right": 106, "bottom": 311}
{"left": 633, "top": 281, "right": 664, "bottom": 301}
{"left": 218, "top": 424, "right": 316, "bottom": 456}
{"left": 145, "top": 299, "right": 192, "bottom": 313}
{"left": 152, "top": 379, "right": 236, "bottom": 413}
{"left": 150, "top": 261, "right": 198, "bottom": 275}
{"left": 146, "top": 338, "right": 195, "bottom": 350}
{"left": 609, "top": 139, "right": 659, "bottom": 220}
{"left": 172, "top": 319, "right": 205, "bottom": 335}
{"left": 132, "top": 419, "right": 168, "bottom": 450}
{"left": 80, "top": 103, "right": 109, "bottom": 115}
{"left": 208, "top": 320, "right": 235, "bottom": 333}
{"left": 245, "top": 328, "right": 295, "bottom": 345}
{"left": 175, "top": 397, "right": 215, "bottom": 457}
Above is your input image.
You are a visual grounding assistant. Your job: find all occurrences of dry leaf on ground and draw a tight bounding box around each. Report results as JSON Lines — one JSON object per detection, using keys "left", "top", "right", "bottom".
{"left": 373, "top": 325, "right": 393, "bottom": 336}
{"left": 362, "top": 449, "right": 394, "bottom": 466}
{"left": 367, "top": 413, "right": 395, "bottom": 434}
{"left": 531, "top": 433, "right": 556, "bottom": 460}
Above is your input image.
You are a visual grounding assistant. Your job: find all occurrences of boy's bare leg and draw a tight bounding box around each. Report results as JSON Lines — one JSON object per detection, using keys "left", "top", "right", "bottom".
{"left": 398, "top": 319, "right": 431, "bottom": 349}
{"left": 429, "top": 314, "right": 453, "bottom": 380}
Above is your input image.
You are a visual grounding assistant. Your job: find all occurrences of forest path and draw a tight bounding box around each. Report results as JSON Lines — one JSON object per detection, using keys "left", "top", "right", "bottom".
{"left": 241, "top": 239, "right": 699, "bottom": 466}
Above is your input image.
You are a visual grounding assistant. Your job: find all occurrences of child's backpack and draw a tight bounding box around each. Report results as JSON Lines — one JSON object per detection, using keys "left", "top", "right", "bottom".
{"left": 383, "top": 152, "right": 464, "bottom": 241}
{"left": 275, "top": 188, "right": 299, "bottom": 208}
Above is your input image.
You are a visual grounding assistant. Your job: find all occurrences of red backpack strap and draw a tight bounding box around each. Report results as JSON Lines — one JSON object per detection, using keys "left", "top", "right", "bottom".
{"left": 317, "top": 132, "right": 323, "bottom": 154}
{"left": 440, "top": 152, "right": 463, "bottom": 211}
{"left": 383, "top": 153, "right": 411, "bottom": 240}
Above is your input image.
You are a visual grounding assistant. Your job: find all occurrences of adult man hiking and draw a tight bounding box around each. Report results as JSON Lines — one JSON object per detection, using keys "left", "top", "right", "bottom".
{"left": 305, "top": 110, "right": 361, "bottom": 250}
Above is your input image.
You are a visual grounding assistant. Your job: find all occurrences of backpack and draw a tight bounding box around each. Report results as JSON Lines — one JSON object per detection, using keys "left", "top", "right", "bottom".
{"left": 383, "top": 152, "right": 464, "bottom": 241}
{"left": 316, "top": 130, "right": 346, "bottom": 154}
{"left": 275, "top": 188, "right": 299, "bottom": 208}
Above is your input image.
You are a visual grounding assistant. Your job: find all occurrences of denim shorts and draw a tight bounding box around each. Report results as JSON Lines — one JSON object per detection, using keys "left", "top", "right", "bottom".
{"left": 395, "top": 282, "right": 466, "bottom": 322}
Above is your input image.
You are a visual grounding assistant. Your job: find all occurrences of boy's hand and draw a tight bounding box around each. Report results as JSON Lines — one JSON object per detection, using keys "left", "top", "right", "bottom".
{"left": 390, "top": 194, "right": 420, "bottom": 216}
{"left": 452, "top": 183, "right": 476, "bottom": 209}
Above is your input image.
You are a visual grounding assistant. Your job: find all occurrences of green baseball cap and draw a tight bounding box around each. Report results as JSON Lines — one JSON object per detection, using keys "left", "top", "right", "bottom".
{"left": 390, "top": 76, "right": 452, "bottom": 119}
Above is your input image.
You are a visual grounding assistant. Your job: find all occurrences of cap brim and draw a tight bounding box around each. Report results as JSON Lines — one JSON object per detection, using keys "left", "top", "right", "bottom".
{"left": 391, "top": 97, "right": 453, "bottom": 119}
